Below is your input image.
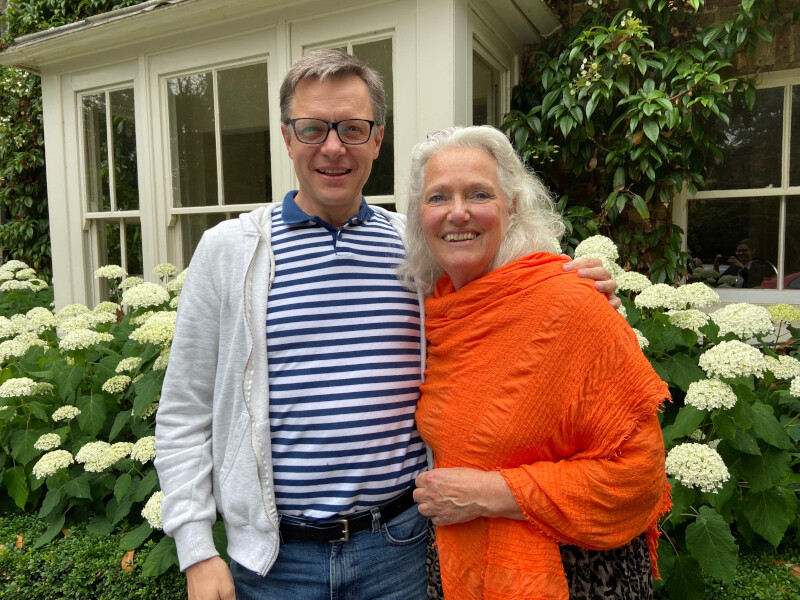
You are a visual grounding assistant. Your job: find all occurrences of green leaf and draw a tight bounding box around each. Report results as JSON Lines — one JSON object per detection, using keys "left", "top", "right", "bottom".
{"left": 666, "top": 478, "right": 697, "bottom": 526}
{"left": 107, "top": 497, "right": 134, "bottom": 525}
{"left": 53, "top": 361, "right": 84, "bottom": 402}
{"left": 64, "top": 473, "right": 93, "bottom": 500}
{"left": 731, "top": 430, "right": 761, "bottom": 455}
{"left": 685, "top": 506, "right": 738, "bottom": 583}
{"left": 643, "top": 119, "right": 659, "bottom": 143}
{"left": 109, "top": 409, "right": 131, "bottom": 442}
{"left": 132, "top": 373, "right": 163, "bottom": 415}
{"left": 742, "top": 487, "right": 797, "bottom": 547}
{"left": 33, "top": 513, "right": 65, "bottom": 549}
{"left": 666, "top": 353, "right": 705, "bottom": 391}
{"left": 212, "top": 520, "right": 230, "bottom": 562}
{"left": 115, "top": 472, "right": 133, "bottom": 502}
{"left": 665, "top": 554, "right": 706, "bottom": 600}
{"left": 661, "top": 405, "right": 705, "bottom": 444}
{"left": 631, "top": 194, "right": 649, "bottom": 219}
{"left": 77, "top": 393, "right": 107, "bottom": 436}
{"left": 559, "top": 115, "right": 575, "bottom": 138}
{"left": 751, "top": 402, "right": 794, "bottom": 449}
{"left": 39, "top": 487, "right": 62, "bottom": 519}
{"left": 87, "top": 515, "right": 114, "bottom": 536}
{"left": 142, "top": 534, "right": 179, "bottom": 577}
{"left": 737, "top": 447, "right": 792, "bottom": 493}
{"left": 10, "top": 428, "right": 39, "bottom": 465}
{"left": 3, "top": 466, "right": 29, "bottom": 508}
{"left": 120, "top": 521, "right": 153, "bottom": 551}
{"left": 130, "top": 470, "right": 159, "bottom": 503}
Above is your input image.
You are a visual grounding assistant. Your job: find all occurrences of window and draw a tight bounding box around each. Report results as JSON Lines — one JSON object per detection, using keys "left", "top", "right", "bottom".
{"left": 81, "top": 87, "right": 143, "bottom": 302}
{"left": 684, "top": 71, "right": 800, "bottom": 297}
{"left": 314, "top": 37, "right": 395, "bottom": 206}
{"left": 472, "top": 49, "right": 502, "bottom": 127}
{"left": 166, "top": 61, "right": 270, "bottom": 262}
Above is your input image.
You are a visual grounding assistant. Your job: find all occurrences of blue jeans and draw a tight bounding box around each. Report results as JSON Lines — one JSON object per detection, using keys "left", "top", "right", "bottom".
{"left": 231, "top": 504, "right": 428, "bottom": 600}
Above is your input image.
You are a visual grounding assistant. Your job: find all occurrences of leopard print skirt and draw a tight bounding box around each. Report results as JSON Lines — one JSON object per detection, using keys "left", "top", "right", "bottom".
{"left": 426, "top": 527, "right": 652, "bottom": 600}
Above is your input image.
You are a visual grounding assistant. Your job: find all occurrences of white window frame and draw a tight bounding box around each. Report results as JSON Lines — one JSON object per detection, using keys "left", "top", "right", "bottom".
{"left": 148, "top": 29, "right": 277, "bottom": 269}
{"left": 674, "top": 67, "right": 800, "bottom": 304}
{"left": 469, "top": 8, "right": 514, "bottom": 128}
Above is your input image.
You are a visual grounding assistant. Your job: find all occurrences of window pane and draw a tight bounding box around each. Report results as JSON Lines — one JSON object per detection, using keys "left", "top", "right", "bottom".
{"left": 82, "top": 93, "right": 111, "bottom": 212}
{"left": 110, "top": 89, "right": 139, "bottom": 211}
{"left": 704, "top": 87, "right": 784, "bottom": 190}
{"left": 179, "top": 213, "right": 241, "bottom": 266}
{"left": 687, "top": 197, "right": 779, "bottom": 288}
{"left": 102, "top": 221, "right": 122, "bottom": 266}
{"left": 784, "top": 197, "right": 800, "bottom": 290}
{"left": 217, "top": 63, "right": 271, "bottom": 205}
{"left": 125, "top": 221, "right": 143, "bottom": 277}
{"left": 473, "top": 52, "right": 499, "bottom": 126}
{"left": 168, "top": 72, "right": 218, "bottom": 207}
{"left": 791, "top": 86, "right": 800, "bottom": 187}
{"left": 353, "top": 38, "right": 394, "bottom": 197}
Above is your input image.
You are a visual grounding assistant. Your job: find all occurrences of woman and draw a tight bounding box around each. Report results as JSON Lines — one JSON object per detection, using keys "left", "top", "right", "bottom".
{"left": 398, "top": 126, "right": 670, "bottom": 600}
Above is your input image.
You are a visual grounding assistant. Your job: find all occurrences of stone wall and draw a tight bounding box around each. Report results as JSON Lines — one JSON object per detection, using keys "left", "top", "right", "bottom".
{"left": 700, "top": 0, "right": 799, "bottom": 73}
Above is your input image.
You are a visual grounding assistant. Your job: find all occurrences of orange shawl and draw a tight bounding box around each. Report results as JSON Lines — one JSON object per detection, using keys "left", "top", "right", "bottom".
{"left": 416, "top": 253, "right": 670, "bottom": 600}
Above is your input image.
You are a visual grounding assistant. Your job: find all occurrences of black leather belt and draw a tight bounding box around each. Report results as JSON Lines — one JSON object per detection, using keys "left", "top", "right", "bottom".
{"left": 279, "top": 486, "right": 416, "bottom": 543}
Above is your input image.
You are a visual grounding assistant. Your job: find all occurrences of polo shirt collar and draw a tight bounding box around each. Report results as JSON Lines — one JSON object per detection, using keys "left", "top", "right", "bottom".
{"left": 281, "top": 191, "right": 375, "bottom": 227}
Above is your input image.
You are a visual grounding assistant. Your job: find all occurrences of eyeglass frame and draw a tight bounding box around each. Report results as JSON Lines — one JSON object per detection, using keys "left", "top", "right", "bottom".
{"left": 285, "top": 118, "right": 377, "bottom": 146}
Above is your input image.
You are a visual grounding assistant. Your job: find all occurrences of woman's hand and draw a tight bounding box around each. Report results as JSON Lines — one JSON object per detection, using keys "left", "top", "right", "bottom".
{"left": 414, "top": 467, "right": 524, "bottom": 526}
{"left": 561, "top": 256, "right": 621, "bottom": 309}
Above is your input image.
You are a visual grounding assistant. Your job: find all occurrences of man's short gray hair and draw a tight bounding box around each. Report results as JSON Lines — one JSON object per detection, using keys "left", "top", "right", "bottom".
{"left": 280, "top": 49, "right": 387, "bottom": 125}
{"left": 397, "top": 126, "right": 565, "bottom": 295}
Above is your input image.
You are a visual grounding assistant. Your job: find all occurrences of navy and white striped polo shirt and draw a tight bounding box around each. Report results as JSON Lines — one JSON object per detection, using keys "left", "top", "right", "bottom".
{"left": 267, "top": 193, "right": 427, "bottom": 520}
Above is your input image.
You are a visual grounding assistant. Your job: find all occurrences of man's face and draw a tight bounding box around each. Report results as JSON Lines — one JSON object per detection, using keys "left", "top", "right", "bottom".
{"left": 281, "top": 75, "right": 384, "bottom": 226}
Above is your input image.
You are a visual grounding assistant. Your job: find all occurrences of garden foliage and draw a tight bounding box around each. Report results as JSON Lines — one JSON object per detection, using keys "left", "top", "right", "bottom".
{"left": 505, "top": 0, "right": 791, "bottom": 282}
{"left": 575, "top": 236, "right": 800, "bottom": 600}
{"left": 0, "top": 260, "right": 185, "bottom": 577}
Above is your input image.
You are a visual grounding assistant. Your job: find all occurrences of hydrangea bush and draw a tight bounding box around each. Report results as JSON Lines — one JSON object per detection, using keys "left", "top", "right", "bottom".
{"left": 0, "top": 260, "right": 186, "bottom": 576}
{"left": 576, "top": 235, "right": 800, "bottom": 600}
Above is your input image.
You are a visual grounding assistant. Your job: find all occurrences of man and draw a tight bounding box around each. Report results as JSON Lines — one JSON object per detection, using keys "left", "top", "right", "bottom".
{"left": 155, "top": 49, "right": 616, "bottom": 600}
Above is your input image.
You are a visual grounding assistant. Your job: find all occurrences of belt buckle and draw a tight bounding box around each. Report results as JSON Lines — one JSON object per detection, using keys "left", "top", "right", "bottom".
{"left": 330, "top": 518, "right": 350, "bottom": 543}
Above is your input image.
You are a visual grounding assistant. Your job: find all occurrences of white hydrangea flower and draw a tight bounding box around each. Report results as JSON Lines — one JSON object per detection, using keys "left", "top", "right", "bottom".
{"left": 768, "top": 304, "right": 800, "bottom": 324}
{"left": 102, "top": 375, "right": 132, "bottom": 394}
{"left": 116, "top": 357, "right": 143, "bottom": 373}
{"left": 122, "top": 282, "right": 169, "bottom": 310}
{"left": 140, "top": 400, "right": 159, "bottom": 418}
{"left": 142, "top": 491, "right": 165, "bottom": 530}
{"left": 33, "top": 433, "right": 62, "bottom": 451}
{"left": 708, "top": 439, "right": 721, "bottom": 450}
{"left": 94, "top": 264, "right": 127, "bottom": 280}
{"left": 617, "top": 304, "right": 627, "bottom": 319}
{"left": 119, "top": 276, "right": 144, "bottom": 290}
{"left": 94, "top": 301, "right": 121, "bottom": 314}
{"left": 52, "top": 405, "right": 80, "bottom": 421}
{"left": 26, "top": 307, "right": 57, "bottom": 333}
{"left": 685, "top": 379, "right": 737, "bottom": 410}
{"left": 676, "top": 283, "right": 720, "bottom": 309}
{"left": 710, "top": 303, "right": 774, "bottom": 340}
{"left": 130, "top": 311, "right": 177, "bottom": 347}
{"left": 688, "top": 429, "right": 704, "bottom": 442}
{"left": 698, "top": 340, "right": 765, "bottom": 379}
{"left": 103, "top": 442, "right": 134, "bottom": 466}
{"left": 153, "top": 347, "right": 171, "bottom": 371}
{"left": 0, "top": 377, "right": 38, "bottom": 398}
{"left": 57, "top": 313, "right": 94, "bottom": 333}
{"left": 0, "top": 317, "right": 15, "bottom": 338}
{"left": 634, "top": 283, "right": 680, "bottom": 311}
{"left": 152, "top": 263, "right": 178, "bottom": 277}
{"left": 56, "top": 303, "right": 90, "bottom": 321}
{"left": 28, "top": 279, "right": 49, "bottom": 292}
{"left": 665, "top": 443, "right": 730, "bottom": 493}
{"left": 58, "top": 329, "right": 114, "bottom": 351}
{"left": 667, "top": 309, "right": 709, "bottom": 334}
{"left": 574, "top": 235, "right": 619, "bottom": 261}
{"left": 0, "top": 280, "right": 34, "bottom": 292}
{"left": 2, "top": 259, "right": 29, "bottom": 272}
{"left": 130, "top": 436, "right": 156, "bottom": 463}
{"left": 0, "top": 270, "right": 13, "bottom": 281}
{"left": 32, "top": 450, "right": 74, "bottom": 479}
{"left": 0, "top": 339, "right": 29, "bottom": 363}
{"left": 14, "top": 268, "right": 37, "bottom": 280}
{"left": 166, "top": 269, "right": 187, "bottom": 293}
{"left": 169, "top": 296, "right": 179, "bottom": 309}
{"left": 130, "top": 311, "right": 156, "bottom": 326}
{"left": 633, "top": 328, "right": 649, "bottom": 349}
{"left": 789, "top": 377, "right": 799, "bottom": 398}
{"left": 615, "top": 271, "right": 652, "bottom": 293}
{"left": 75, "top": 441, "right": 112, "bottom": 472}
{"left": 764, "top": 355, "right": 800, "bottom": 380}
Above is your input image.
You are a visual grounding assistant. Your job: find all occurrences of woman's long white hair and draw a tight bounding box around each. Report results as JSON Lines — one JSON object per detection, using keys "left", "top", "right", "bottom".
{"left": 397, "top": 126, "right": 565, "bottom": 295}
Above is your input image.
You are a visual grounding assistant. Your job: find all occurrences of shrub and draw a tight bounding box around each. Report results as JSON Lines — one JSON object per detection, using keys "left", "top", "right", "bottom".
{"left": 0, "top": 260, "right": 185, "bottom": 576}
{"left": 578, "top": 235, "right": 800, "bottom": 600}
{"left": 0, "top": 509, "right": 187, "bottom": 599}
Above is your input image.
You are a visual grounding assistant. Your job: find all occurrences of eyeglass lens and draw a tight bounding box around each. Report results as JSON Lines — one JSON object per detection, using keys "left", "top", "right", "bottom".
{"left": 293, "top": 119, "right": 372, "bottom": 145}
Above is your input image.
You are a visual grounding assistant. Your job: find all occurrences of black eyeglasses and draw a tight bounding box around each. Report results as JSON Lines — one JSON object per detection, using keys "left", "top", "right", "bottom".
{"left": 287, "top": 118, "right": 376, "bottom": 145}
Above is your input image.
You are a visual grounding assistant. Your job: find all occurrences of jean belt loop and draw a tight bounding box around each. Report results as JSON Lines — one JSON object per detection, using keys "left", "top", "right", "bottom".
{"left": 370, "top": 507, "right": 382, "bottom": 533}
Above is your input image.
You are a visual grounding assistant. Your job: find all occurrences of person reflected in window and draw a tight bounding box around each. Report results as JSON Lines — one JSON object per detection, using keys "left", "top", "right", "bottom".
{"left": 714, "top": 239, "right": 770, "bottom": 288}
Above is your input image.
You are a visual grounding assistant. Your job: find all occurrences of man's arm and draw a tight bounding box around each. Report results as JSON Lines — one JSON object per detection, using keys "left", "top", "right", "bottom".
{"left": 562, "top": 256, "right": 620, "bottom": 309}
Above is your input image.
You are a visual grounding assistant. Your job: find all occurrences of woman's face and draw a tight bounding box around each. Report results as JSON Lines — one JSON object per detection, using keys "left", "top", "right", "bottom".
{"left": 420, "top": 147, "right": 512, "bottom": 290}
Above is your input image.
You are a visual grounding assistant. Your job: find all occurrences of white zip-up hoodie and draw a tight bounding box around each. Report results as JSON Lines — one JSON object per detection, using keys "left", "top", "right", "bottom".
{"left": 154, "top": 203, "right": 425, "bottom": 575}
